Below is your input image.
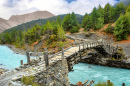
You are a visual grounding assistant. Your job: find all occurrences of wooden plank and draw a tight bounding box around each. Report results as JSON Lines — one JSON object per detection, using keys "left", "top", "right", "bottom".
{"left": 83, "top": 79, "right": 89, "bottom": 85}
{"left": 86, "top": 80, "right": 95, "bottom": 86}
{"left": 69, "top": 61, "right": 75, "bottom": 65}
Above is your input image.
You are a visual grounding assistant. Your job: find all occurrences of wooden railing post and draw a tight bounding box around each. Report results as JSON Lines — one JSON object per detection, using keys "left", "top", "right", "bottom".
{"left": 87, "top": 43, "right": 88, "bottom": 49}
{"left": 44, "top": 48, "right": 49, "bottom": 67}
{"left": 83, "top": 44, "right": 84, "bottom": 52}
{"left": 75, "top": 51, "right": 77, "bottom": 63}
{"left": 62, "top": 48, "right": 64, "bottom": 59}
{"left": 26, "top": 51, "right": 30, "bottom": 65}
{"left": 122, "top": 83, "right": 125, "bottom": 86}
{"left": 21, "top": 60, "right": 23, "bottom": 65}
{"left": 90, "top": 43, "right": 91, "bottom": 48}
{"left": 79, "top": 45, "right": 81, "bottom": 59}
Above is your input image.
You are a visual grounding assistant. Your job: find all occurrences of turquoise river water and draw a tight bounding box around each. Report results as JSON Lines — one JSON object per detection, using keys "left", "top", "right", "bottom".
{"left": 69, "top": 63, "right": 130, "bottom": 86}
{"left": 0, "top": 45, "right": 35, "bottom": 70}
{"left": 0, "top": 45, "right": 130, "bottom": 85}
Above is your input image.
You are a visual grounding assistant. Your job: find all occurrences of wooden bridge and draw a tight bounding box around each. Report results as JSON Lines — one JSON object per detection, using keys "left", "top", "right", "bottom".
{"left": 42, "top": 35, "right": 117, "bottom": 71}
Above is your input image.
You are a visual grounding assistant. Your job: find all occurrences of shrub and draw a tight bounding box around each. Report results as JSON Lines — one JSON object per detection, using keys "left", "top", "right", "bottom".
{"left": 21, "top": 76, "right": 40, "bottom": 86}
{"left": 70, "top": 26, "right": 79, "bottom": 33}
{"left": 93, "top": 81, "right": 114, "bottom": 86}
{"left": 52, "top": 42, "right": 56, "bottom": 48}
{"left": 57, "top": 41, "right": 64, "bottom": 49}
{"left": 104, "top": 24, "right": 114, "bottom": 34}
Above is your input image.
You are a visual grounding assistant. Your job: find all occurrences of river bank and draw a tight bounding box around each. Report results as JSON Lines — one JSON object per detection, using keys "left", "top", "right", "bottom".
{"left": 6, "top": 44, "right": 43, "bottom": 56}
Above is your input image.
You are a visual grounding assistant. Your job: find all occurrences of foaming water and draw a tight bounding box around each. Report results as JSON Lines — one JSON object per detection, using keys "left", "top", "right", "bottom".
{"left": 0, "top": 45, "right": 36, "bottom": 70}
{"left": 69, "top": 63, "right": 130, "bottom": 86}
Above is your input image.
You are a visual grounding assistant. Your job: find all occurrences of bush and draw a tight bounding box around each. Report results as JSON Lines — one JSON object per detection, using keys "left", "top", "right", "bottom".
{"left": 70, "top": 26, "right": 79, "bottom": 33}
{"left": 104, "top": 24, "right": 114, "bottom": 34}
{"left": 21, "top": 76, "right": 40, "bottom": 86}
{"left": 57, "top": 41, "right": 64, "bottom": 49}
{"left": 52, "top": 42, "right": 56, "bottom": 48}
{"left": 93, "top": 81, "right": 114, "bottom": 86}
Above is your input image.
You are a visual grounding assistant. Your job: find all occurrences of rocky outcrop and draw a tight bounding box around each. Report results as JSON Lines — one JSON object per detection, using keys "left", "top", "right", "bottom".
{"left": 35, "top": 59, "right": 69, "bottom": 86}
{"left": 81, "top": 55, "right": 130, "bottom": 69}
{"left": 9, "top": 59, "right": 69, "bottom": 86}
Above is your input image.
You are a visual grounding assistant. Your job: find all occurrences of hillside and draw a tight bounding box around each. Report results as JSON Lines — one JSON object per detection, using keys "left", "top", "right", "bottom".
{"left": 0, "top": 11, "right": 55, "bottom": 33}
{"left": 0, "top": 18, "right": 17, "bottom": 33}
{"left": 114, "top": 0, "right": 130, "bottom": 7}
{"left": 3, "top": 14, "right": 83, "bottom": 33}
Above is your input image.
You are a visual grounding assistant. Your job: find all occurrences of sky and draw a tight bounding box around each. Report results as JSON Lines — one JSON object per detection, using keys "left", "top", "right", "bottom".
{"left": 0, "top": 0, "right": 120, "bottom": 20}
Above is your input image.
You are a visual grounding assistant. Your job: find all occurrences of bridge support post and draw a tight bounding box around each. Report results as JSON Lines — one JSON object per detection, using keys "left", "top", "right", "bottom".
{"left": 26, "top": 51, "right": 30, "bottom": 65}
{"left": 75, "top": 51, "right": 77, "bottom": 63}
{"left": 87, "top": 44, "right": 88, "bottom": 49}
{"left": 79, "top": 45, "right": 81, "bottom": 59}
{"left": 21, "top": 60, "right": 23, "bottom": 65}
{"left": 44, "top": 48, "right": 49, "bottom": 67}
{"left": 62, "top": 48, "right": 64, "bottom": 59}
{"left": 122, "top": 83, "right": 125, "bottom": 86}
{"left": 90, "top": 43, "right": 91, "bottom": 49}
{"left": 83, "top": 44, "right": 84, "bottom": 52}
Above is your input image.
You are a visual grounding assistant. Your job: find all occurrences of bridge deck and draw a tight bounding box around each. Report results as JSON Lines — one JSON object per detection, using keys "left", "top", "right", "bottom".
{"left": 49, "top": 44, "right": 93, "bottom": 61}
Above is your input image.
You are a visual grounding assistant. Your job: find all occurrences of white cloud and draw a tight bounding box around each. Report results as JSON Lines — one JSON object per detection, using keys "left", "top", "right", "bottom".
{"left": 0, "top": 0, "right": 118, "bottom": 20}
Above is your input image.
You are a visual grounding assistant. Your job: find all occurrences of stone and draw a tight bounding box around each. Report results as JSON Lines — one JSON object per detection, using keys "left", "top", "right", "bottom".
{"left": 15, "top": 68, "right": 21, "bottom": 71}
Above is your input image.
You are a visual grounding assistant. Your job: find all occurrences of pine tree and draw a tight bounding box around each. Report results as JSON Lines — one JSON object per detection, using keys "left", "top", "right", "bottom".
{"left": 91, "top": 7, "right": 100, "bottom": 30}
{"left": 104, "top": 3, "right": 112, "bottom": 23}
{"left": 81, "top": 13, "right": 92, "bottom": 30}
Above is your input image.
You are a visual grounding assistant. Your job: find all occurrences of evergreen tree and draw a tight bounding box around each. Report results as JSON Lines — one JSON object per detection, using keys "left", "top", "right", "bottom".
{"left": 91, "top": 7, "right": 100, "bottom": 30}
{"left": 98, "top": 4, "right": 104, "bottom": 17}
{"left": 57, "top": 25, "right": 66, "bottom": 41}
{"left": 56, "top": 16, "right": 62, "bottom": 26}
{"left": 81, "top": 13, "right": 92, "bottom": 30}
{"left": 62, "top": 13, "right": 72, "bottom": 31}
{"left": 115, "top": 2, "right": 125, "bottom": 19}
{"left": 62, "top": 12, "right": 79, "bottom": 32}
{"left": 104, "top": 3, "right": 112, "bottom": 23}
{"left": 114, "top": 14, "right": 130, "bottom": 41}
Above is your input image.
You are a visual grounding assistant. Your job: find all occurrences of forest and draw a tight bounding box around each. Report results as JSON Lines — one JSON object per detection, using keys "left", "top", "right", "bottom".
{"left": 0, "top": 2, "right": 130, "bottom": 48}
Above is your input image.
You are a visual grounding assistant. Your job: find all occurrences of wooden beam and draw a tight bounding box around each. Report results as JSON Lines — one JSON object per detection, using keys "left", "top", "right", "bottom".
{"left": 86, "top": 80, "right": 95, "bottom": 86}
{"left": 26, "top": 51, "right": 30, "bottom": 65}
{"left": 82, "top": 79, "right": 89, "bottom": 85}
{"left": 21, "top": 60, "right": 23, "bottom": 65}
{"left": 62, "top": 48, "right": 64, "bottom": 59}
{"left": 44, "top": 48, "right": 49, "bottom": 67}
{"left": 79, "top": 45, "right": 81, "bottom": 59}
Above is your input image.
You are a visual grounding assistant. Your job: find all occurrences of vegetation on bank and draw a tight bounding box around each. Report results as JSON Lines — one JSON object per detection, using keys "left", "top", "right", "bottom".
{"left": 21, "top": 76, "right": 41, "bottom": 86}
{"left": 0, "top": 12, "right": 79, "bottom": 49}
{"left": 0, "top": 3, "right": 130, "bottom": 48}
{"left": 93, "top": 81, "right": 114, "bottom": 86}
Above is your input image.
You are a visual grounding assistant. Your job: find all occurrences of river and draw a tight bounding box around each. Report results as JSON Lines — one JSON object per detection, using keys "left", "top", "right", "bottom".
{"left": 69, "top": 63, "right": 130, "bottom": 86}
{"left": 1, "top": 45, "right": 130, "bottom": 85}
{"left": 0, "top": 45, "right": 35, "bottom": 70}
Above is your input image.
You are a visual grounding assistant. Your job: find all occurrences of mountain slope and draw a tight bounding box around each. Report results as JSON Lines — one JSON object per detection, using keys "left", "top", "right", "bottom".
{"left": 3, "top": 14, "right": 83, "bottom": 33}
{"left": 0, "top": 18, "right": 17, "bottom": 32}
{"left": 0, "top": 11, "right": 55, "bottom": 33}
{"left": 114, "top": 0, "right": 130, "bottom": 7}
{"left": 9, "top": 11, "right": 55, "bottom": 25}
